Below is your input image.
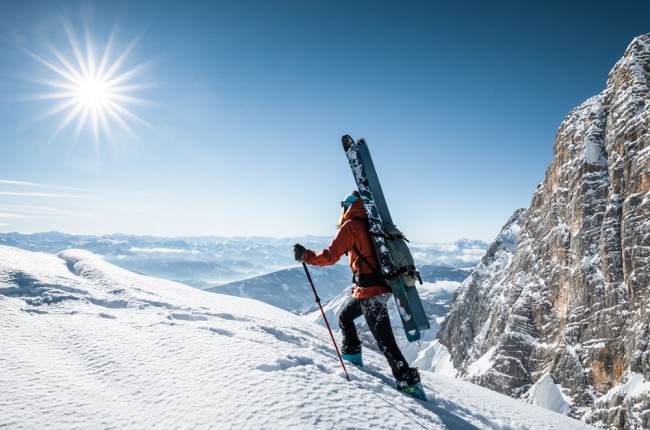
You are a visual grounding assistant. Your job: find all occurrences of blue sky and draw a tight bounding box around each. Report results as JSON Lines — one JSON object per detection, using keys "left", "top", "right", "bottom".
{"left": 0, "top": 0, "right": 648, "bottom": 242}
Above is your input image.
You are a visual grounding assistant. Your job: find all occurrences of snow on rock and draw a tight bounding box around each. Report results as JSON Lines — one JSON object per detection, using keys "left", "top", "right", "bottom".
{"left": 522, "top": 374, "right": 573, "bottom": 416}
{"left": 584, "top": 372, "right": 650, "bottom": 429}
{"left": 466, "top": 346, "right": 498, "bottom": 379}
{"left": 438, "top": 208, "right": 528, "bottom": 392}
{"left": 0, "top": 245, "right": 593, "bottom": 429}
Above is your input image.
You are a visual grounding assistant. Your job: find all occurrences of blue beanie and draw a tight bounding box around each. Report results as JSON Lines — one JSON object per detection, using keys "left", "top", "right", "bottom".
{"left": 341, "top": 191, "right": 359, "bottom": 208}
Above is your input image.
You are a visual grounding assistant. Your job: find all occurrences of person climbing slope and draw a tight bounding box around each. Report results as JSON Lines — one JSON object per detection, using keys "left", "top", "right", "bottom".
{"left": 293, "top": 190, "right": 423, "bottom": 397}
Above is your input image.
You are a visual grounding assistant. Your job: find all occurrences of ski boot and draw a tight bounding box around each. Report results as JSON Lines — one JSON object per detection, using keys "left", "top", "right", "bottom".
{"left": 396, "top": 368, "right": 427, "bottom": 401}
{"left": 341, "top": 347, "right": 363, "bottom": 367}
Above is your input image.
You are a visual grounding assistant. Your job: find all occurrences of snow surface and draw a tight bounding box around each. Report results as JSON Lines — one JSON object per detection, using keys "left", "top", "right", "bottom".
{"left": 0, "top": 245, "right": 596, "bottom": 429}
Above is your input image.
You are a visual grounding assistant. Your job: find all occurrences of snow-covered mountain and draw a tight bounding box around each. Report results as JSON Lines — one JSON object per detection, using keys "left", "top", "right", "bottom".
{"left": 438, "top": 34, "right": 650, "bottom": 429}
{"left": 0, "top": 245, "right": 595, "bottom": 429}
{"left": 418, "top": 264, "right": 474, "bottom": 283}
{"left": 206, "top": 264, "right": 351, "bottom": 313}
{"left": 410, "top": 240, "right": 489, "bottom": 268}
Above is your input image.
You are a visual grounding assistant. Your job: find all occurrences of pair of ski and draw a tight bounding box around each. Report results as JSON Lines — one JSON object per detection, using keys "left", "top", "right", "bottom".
{"left": 341, "top": 135, "right": 430, "bottom": 342}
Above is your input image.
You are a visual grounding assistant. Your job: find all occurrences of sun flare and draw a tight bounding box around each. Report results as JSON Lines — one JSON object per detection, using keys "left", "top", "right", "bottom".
{"left": 25, "top": 22, "right": 152, "bottom": 146}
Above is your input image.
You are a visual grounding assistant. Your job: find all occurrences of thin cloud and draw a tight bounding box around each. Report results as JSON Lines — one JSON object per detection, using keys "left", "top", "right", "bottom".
{"left": 0, "top": 205, "right": 95, "bottom": 218}
{"left": 0, "top": 192, "right": 92, "bottom": 199}
{"left": 0, "top": 179, "right": 88, "bottom": 191}
{"left": 0, "top": 179, "right": 154, "bottom": 197}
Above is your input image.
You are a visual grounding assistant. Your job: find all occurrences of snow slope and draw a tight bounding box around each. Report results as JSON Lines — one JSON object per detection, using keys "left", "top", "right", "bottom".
{"left": 0, "top": 245, "right": 595, "bottom": 429}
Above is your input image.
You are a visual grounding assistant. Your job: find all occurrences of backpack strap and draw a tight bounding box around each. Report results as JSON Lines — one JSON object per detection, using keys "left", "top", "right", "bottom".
{"left": 352, "top": 244, "right": 379, "bottom": 274}
{"left": 351, "top": 244, "right": 388, "bottom": 287}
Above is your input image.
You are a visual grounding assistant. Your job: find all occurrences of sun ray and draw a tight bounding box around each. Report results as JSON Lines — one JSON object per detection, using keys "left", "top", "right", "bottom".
{"left": 30, "top": 78, "right": 78, "bottom": 92}
{"left": 104, "top": 103, "right": 140, "bottom": 140}
{"left": 102, "top": 37, "right": 140, "bottom": 82}
{"left": 96, "top": 28, "right": 117, "bottom": 78}
{"left": 98, "top": 107, "right": 113, "bottom": 140}
{"left": 44, "top": 98, "right": 82, "bottom": 118}
{"left": 28, "top": 91, "right": 77, "bottom": 102}
{"left": 91, "top": 109, "right": 100, "bottom": 147}
{"left": 63, "top": 21, "right": 90, "bottom": 78}
{"left": 84, "top": 28, "right": 96, "bottom": 78}
{"left": 106, "top": 59, "right": 152, "bottom": 87}
{"left": 106, "top": 100, "right": 152, "bottom": 129}
{"left": 47, "top": 102, "right": 86, "bottom": 143}
{"left": 25, "top": 48, "right": 79, "bottom": 85}
{"left": 74, "top": 107, "right": 90, "bottom": 141}
{"left": 109, "top": 93, "right": 153, "bottom": 107}
{"left": 46, "top": 43, "right": 85, "bottom": 82}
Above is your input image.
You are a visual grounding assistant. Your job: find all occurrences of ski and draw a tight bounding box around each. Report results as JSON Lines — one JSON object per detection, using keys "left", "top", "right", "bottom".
{"left": 341, "top": 135, "right": 430, "bottom": 341}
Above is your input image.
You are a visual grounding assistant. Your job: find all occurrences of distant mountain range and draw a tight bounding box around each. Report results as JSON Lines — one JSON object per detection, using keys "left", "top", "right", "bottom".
{"left": 0, "top": 231, "right": 487, "bottom": 290}
{"left": 0, "top": 232, "right": 332, "bottom": 286}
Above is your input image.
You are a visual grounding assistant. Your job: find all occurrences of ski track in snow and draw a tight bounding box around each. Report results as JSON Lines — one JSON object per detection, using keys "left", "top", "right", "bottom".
{"left": 0, "top": 246, "right": 595, "bottom": 429}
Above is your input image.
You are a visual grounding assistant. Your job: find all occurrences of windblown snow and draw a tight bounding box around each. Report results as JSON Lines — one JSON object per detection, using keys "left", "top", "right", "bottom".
{"left": 0, "top": 246, "right": 595, "bottom": 429}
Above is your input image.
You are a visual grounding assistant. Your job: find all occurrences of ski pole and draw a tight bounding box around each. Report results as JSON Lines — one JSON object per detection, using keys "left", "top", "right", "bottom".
{"left": 301, "top": 261, "right": 350, "bottom": 382}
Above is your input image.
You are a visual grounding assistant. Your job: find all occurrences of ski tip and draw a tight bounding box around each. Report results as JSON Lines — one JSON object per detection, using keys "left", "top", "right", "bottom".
{"left": 357, "top": 138, "right": 366, "bottom": 146}
{"left": 342, "top": 135, "right": 355, "bottom": 151}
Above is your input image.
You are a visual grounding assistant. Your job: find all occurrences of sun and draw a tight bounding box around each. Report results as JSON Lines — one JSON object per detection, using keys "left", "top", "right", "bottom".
{"left": 24, "top": 21, "right": 153, "bottom": 147}
{"left": 77, "top": 76, "right": 111, "bottom": 108}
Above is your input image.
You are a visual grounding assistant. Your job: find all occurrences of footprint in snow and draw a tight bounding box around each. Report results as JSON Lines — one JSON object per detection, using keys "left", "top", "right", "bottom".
{"left": 259, "top": 326, "right": 306, "bottom": 347}
{"left": 203, "top": 327, "right": 235, "bottom": 337}
{"left": 256, "top": 355, "right": 315, "bottom": 372}
{"left": 168, "top": 312, "right": 208, "bottom": 321}
{"left": 22, "top": 307, "right": 49, "bottom": 315}
{"left": 98, "top": 312, "right": 117, "bottom": 319}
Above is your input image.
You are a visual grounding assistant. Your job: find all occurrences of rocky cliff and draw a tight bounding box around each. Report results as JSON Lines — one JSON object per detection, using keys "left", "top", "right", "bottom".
{"left": 438, "top": 34, "right": 650, "bottom": 429}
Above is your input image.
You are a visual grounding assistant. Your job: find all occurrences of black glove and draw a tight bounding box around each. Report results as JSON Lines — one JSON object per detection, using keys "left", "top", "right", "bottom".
{"left": 293, "top": 244, "right": 306, "bottom": 262}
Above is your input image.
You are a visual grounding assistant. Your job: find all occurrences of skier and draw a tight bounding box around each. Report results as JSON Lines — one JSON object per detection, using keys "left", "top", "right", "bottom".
{"left": 293, "top": 190, "right": 422, "bottom": 394}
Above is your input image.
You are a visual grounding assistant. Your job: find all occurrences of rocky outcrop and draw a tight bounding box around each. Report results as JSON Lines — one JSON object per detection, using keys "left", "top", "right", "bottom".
{"left": 439, "top": 209, "right": 528, "bottom": 392}
{"left": 438, "top": 34, "right": 650, "bottom": 429}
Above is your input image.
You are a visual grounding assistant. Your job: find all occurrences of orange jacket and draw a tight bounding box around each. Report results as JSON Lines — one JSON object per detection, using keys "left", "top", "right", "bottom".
{"left": 302, "top": 199, "right": 391, "bottom": 299}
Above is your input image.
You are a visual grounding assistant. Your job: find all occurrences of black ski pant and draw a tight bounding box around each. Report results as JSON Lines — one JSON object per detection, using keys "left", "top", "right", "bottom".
{"left": 339, "top": 294, "right": 408, "bottom": 379}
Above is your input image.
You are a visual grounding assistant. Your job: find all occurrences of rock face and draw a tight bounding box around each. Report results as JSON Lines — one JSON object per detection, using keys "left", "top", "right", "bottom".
{"left": 438, "top": 34, "right": 650, "bottom": 429}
